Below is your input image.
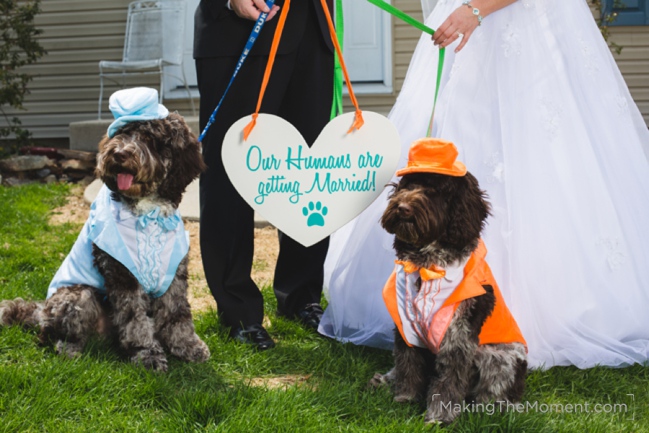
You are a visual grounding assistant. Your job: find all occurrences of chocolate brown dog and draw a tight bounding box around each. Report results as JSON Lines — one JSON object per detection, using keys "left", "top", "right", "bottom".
{"left": 370, "top": 138, "right": 527, "bottom": 424}
{"left": 0, "top": 90, "right": 208, "bottom": 372}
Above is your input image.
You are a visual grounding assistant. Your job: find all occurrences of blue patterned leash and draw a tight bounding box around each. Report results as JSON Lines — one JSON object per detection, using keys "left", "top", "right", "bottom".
{"left": 198, "top": 0, "right": 276, "bottom": 143}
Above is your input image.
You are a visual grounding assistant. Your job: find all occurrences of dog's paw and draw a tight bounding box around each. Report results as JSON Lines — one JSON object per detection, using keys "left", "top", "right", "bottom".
{"left": 368, "top": 367, "right": 396, "bottom": 389}
{"left": 54, "top": 340, "right": 84, "bottom": 358}
{"left": 131, "top": 349, "right": 168, "bottom": 372}
{"left": 184, "top": 339, "right": 211, "bottom": 363}
{"left": 425, "top": 403, "right": 457, "bottom": 425}
{"left": 0, "top": 301, "right": 11, "bottom": 325}
{"left": 423, "top": 413, "right": 445, "bottom": 426}
{"left": 368, "top": 372, "right": 390, "bottom": 389}
{"left": 393, "top": 393, "right": 418, "bottom": 403}
{"left": 167, "top": 335, "right": 211, "bottom": 363}
{"left": 0, "top": 298, "right": 41, "bottom": 327}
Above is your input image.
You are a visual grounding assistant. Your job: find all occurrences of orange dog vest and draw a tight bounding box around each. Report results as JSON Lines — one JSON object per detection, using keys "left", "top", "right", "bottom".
{"left": 383, "top": 240, "right": 526, "bottom": 352}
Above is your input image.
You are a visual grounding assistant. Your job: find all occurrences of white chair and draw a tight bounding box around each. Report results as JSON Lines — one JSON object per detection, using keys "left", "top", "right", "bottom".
{"left": 98, "top": 0, "right": 195, "bottom": 118}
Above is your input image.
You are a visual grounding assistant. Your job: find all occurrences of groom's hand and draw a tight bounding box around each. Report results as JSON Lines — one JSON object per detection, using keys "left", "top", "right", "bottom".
{"left": 230, "top": 0, "right": 280, "bottom": 22}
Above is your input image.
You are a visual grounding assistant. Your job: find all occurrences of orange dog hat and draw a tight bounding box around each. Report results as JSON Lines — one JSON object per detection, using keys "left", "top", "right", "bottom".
{"left": 396, "top": 138, "right": 467, "bottom": 177}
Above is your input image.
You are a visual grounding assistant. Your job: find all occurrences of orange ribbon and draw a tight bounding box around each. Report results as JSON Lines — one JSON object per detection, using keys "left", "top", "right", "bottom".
{"left": 243, "top": 0, "right": 292, "bottom": 141}
{"left": 317, "top": 0, "right": 364, "bottom": 133}
{"left": 395, "top": 260, "right": 446, "bottom": 281}
{"left": 244, "top": 0, "right": 364, "bottom": 141}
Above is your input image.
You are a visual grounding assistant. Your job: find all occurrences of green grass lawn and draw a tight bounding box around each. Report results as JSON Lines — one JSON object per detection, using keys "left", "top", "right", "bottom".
{"left": 0, "top": 183, "right": 647, "bottom": 432}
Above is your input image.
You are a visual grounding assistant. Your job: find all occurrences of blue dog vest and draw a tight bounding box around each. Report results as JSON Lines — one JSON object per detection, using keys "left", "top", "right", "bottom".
{"left": 48, "top": 185, "right": 189, "bottom": 299}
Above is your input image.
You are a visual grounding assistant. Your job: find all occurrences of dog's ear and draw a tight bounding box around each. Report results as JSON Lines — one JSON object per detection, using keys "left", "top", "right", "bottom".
{"left": 94, "top": 135, "right": 111, "bottom": 180}
{"left": 441, "top": 172, "right": 491, "bottom": 250}
{"left": 386, "top": 181, "right": 399, "bottom": 197}
{"left": 158, "top": 113, "right": 207, "bottom": 204}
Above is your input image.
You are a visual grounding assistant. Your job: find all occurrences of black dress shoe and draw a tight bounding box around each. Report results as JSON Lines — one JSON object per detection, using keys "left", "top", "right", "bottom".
{"left": 230, "top": 324, "right": 276, "bottom": 350}
{"left": 295, "top": 303, "right": 324, "bottom": 331}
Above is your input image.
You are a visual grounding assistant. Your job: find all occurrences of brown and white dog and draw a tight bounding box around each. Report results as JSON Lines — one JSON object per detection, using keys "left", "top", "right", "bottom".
{"left": 370, "top": 138, "right": 527, "bottom": 424}
{"left": 0, "top": 90, "right": 209, "bottom": 372}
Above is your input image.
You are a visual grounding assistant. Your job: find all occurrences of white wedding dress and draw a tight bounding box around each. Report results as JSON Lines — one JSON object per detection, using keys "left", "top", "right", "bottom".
{"left": 320, "top": 0, "right": 649, "bottom": 369}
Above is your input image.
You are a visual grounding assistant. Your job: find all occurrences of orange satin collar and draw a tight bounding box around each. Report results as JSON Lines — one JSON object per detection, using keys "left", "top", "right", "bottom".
{"left": 394, "top": 260, "right": 446, "bottom": 281}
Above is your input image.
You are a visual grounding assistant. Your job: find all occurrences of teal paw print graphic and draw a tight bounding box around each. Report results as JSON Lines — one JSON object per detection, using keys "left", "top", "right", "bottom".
{"left": 303, "top": 201, "right": 328, "bottom": 227}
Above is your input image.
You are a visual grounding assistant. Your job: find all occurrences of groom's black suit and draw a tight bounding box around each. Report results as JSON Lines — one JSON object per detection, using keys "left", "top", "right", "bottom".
{"left": 194, "top": 0, "right": 334, "bottom": 329}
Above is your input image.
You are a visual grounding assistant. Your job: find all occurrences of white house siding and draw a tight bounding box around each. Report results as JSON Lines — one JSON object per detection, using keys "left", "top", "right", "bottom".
{"left": 610, "top": 26, "right": 649, "bottom": 125}
{"left": 2, "top": 0, "right": 192, "bottom": 140}
{"left": 345, "top": 0, "right": 649, "bottom": 127}
{"left": 2, "top": 0, "right": 647, "bottom": 141}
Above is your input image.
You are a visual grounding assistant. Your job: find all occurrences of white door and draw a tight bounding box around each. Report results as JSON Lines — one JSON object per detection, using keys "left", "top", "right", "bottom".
{"left": 342, "top": 0, "right": 387, "bottom": 83}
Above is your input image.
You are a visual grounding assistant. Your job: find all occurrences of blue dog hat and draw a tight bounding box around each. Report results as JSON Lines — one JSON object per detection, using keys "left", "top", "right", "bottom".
{"left": 107, "top": 87, "right": 169, "bottom": 137}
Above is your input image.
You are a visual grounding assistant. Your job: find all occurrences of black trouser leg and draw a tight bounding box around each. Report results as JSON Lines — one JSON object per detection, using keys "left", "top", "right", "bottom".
{"left": 196, "top": 0, "right": 333, "bottom": 326}
{"left": 196, "top": 56, "right": 272, "bottom": 328}
{"left": 274, "top": 233, "right": 330, "bottom": 316}
{"left": 273, "top": 1, "right": 334, "bottom": 316}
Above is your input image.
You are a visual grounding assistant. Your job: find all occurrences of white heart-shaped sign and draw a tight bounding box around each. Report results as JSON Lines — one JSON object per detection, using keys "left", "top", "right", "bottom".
{"left": 222, "top": 112, "right": 401, "bottom": 246}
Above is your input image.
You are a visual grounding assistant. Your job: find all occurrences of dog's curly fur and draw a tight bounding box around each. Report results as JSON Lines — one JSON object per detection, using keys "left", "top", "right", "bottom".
{"left": 0, "top": 113, "right": 210, "bottom": 372}
{"left": 370, "top": 172, "right": 527, "bottom": 424}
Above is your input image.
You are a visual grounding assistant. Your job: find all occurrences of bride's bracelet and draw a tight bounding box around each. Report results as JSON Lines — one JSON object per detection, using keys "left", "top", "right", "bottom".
{"left": 461, "top": 1, "right": 483, "bottom": 26}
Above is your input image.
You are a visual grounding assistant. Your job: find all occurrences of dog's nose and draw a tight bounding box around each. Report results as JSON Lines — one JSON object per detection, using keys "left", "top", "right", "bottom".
{"left": 397, "top": 203, "right": 413, "bottom": 218}
{"left": 113, "top": 150, "right": 128, "bottom": 164}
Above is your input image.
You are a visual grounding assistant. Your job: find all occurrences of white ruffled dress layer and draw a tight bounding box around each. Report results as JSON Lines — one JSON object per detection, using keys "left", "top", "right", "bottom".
{"left": 320, "top": 0, "right": 649, "bottom": 369}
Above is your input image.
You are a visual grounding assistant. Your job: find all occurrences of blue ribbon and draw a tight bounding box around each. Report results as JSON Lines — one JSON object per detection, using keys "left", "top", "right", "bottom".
{"left": 137, "top": 208, "right": 181, "bottom": 232}
{"left": 198, "top": 0, "right": 276, "bottom": 143}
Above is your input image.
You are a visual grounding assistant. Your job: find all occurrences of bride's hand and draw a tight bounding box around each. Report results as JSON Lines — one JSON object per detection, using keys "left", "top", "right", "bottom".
{"left": 432, "top": 5, "right": 481, "bottom": 53}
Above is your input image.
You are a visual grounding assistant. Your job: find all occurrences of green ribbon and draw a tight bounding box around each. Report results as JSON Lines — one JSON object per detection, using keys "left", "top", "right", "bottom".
{"left": 366, "top": 0, "right": 445, "bottom": 137}
{"left": 330, "top": 0, "right": 345, "bottom": 119}
{"left": 367, "top": 0, "right": 435, "bottom": 35}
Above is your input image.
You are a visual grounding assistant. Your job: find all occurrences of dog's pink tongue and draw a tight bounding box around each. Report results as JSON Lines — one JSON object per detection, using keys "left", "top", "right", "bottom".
{"left": 117, "top": 173, "right": 134, "bottom": 191}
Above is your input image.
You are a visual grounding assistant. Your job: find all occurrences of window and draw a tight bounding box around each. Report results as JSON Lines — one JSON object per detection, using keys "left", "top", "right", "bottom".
{"left": 603, "top": 0, "right": 649, "bottom": 26}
